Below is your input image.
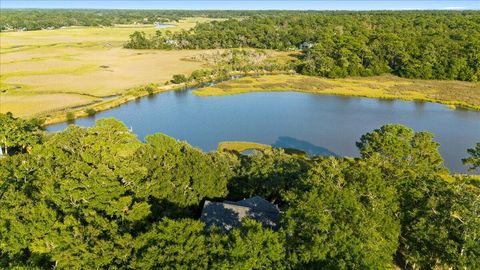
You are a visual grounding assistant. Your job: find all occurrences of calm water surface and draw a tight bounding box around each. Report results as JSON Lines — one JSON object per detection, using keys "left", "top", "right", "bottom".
{"left": 48, "top": 90, "right": 480, "bottom": 173}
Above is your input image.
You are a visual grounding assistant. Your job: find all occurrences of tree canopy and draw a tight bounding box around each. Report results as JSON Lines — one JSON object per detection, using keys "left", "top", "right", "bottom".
{"left": 356, "top": 124, "right": 447, "bottom": 178}
{"left": 283, "top": 158, "right": 400, "bottom": 269}
{"left": 0, "top": 115, "right": 478, "bottom": 269}
{"left": 463, "top": 143, "right": 480, "bottom": 171}
{"left": 126, "top": 11, "right": 480, "bottom": 81}
{"left": 0, "top": 112, "right": 43, "bottom": 156}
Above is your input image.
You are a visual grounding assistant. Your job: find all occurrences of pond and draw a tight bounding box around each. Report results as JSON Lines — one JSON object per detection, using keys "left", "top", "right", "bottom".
{"left": 154, "top": 23, "right": 175, "bottom": 29}
{"left": 47, "top": 89, "right": 480, "bottom": 173}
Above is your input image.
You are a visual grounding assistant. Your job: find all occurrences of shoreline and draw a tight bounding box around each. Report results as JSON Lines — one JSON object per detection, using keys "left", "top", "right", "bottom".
{"left": 196, "top": 87, "right": 480, "bottom": 111}
{"left": 42, "top": 83, "right": 186, "bottom": 126}
{"left": 40, "top": 74, "right": 246, "bottom": 126}
{"left": 193, "top": 74, "right": 480, "bottom": 111}
{"left": 42, "top": 73, "right": 480, "bottom": 127}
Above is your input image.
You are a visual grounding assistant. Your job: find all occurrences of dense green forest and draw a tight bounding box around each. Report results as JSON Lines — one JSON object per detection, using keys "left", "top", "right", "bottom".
{"left": 126, "top": 11, "right": 480, "bottom": 81}
{"left": 1, "top": 112, "right": 479, "bottom": 269}
{"left": 3, "top": 10, "right": 479, "bottom": 81}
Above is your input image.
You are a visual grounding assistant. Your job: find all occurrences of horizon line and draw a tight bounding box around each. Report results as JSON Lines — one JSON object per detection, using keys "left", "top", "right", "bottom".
{"left": 1, "top": 7, "right": 479, "bottom": 11}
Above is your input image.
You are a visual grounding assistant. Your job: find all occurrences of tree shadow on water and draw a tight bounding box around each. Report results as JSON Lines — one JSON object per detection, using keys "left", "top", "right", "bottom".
{"left": 272, "top": 136, "right": 338, "bottom": 157}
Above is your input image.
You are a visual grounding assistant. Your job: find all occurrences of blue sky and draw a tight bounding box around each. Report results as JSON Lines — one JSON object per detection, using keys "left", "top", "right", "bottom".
{"left": 1, "top": 1, "right": 479, "bottom": 10}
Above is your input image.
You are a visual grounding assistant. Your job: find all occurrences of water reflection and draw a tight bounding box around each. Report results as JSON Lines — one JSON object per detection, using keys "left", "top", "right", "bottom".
{"left": 414, "top": 101, "right": 426, "bottom": 110}
{"left": 47, "top": 90, "right": 480, "bottom": 173}
{"left": 272, "top": 136, "right": 337, "bottom": 157}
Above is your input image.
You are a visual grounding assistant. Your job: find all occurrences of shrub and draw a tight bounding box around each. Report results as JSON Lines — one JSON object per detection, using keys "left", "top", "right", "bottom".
{"left": 85, "top": 108, "right": 96, "bottom": 116}
{"left": 189, "top": 69, "right": 211, "bottom": 82}
{"left": 66, "top": 112, "right": 75, "bottom": 122}
{"left": 145, "top": 84, "right": 155, "bottom": 95}
{"left": 171, "top": 74, "right": 188, "bottom": 84}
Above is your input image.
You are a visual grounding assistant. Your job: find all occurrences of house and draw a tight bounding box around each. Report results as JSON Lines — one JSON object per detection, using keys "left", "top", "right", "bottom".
{"left": 299, "top": 41, "right": 315, "bottom": 50}
{"left": 165, "top": 39, "right": 178, "bottom": 46}
{"left": 200, "top": 196, "right": 281, "bottom": 232}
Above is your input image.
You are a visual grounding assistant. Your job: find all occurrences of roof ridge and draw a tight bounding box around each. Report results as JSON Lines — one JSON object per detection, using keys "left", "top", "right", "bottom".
{"left": 206, "top": 200, "right": 280, "bottom": 214}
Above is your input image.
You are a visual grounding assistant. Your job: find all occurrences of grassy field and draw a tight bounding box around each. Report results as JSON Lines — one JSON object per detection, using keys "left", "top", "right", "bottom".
{"left": 0, "top": 18, "right": 218, "bottom": 51}
{"left": 218, "top": 141, "right": 272, "bottom": 152}
{"left": 218, "top": 141, "right": 308, "bottom": 157}
{"left": 193, "top": 74, "right": 480, "bottom": 110}
{"left": 3, "top": 17, "right": 479, "bottom": 119}
{"left": 0, "top": 18, "right": 220, "bottom": 117}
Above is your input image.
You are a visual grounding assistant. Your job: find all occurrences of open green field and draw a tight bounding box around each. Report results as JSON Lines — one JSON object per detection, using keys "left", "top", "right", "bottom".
{"left": 218, "top": 141, "right": 272, "bottom": 152}
{"left": 0, "top": 18, "right": 220, "bottom": 117}
{"left": 193, "top": 74, "right": 480, "bottom": 110}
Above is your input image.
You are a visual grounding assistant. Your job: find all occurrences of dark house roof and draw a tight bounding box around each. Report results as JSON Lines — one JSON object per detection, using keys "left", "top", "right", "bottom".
{"left": 200, "top": 196, "right": 281, "bottom": 232}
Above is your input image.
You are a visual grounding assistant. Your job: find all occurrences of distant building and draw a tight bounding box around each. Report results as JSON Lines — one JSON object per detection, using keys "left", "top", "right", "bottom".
{"left": 165, "top": 39, "right": 178, "bottom": 46}
{"left": 200, "top": 196, "right": 281, "bottom": 232}
{"left": 299, "top": 42, "right": 315, "bottom": 50}
{"left": 154, "top": 22, "right": 174, "bottom": 29}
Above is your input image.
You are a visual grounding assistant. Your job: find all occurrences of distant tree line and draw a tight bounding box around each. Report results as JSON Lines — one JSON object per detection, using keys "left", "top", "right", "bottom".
{"left": 1, "top": 112, "right": 479, "bottom": 269}
{"left": 0, "top": 9, "right": 231, "bottom": 31}
{"left": 126, "top": 11, "right": 480, "bottom": 81}
{"left": 166, "top": 49, "right": 293, "bottom": 85}
{"left": 1, "top": 9, "right": 316, "bottom": 31}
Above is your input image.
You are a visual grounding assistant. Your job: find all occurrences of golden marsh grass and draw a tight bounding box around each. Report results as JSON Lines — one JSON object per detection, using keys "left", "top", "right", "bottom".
{"left": 194, "top": 74, "right": 480, "bottom": 110}
{"left": 0, "top": 18, "right": 221, "bottom": 117}
{"left": 217, "top": 141, "right": 272, "bottom": 152}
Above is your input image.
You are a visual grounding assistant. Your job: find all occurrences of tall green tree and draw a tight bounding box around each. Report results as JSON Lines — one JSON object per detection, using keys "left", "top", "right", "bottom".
{"left": 1, "top": 119, "right": 147, "bottom": 268}
{"left": 0, "top": 112, "right": 43, "bottom": 156}
{"left": 209, "top": 219, "right": 286, "bottom": 270}
{"left": 26, "top": 119, "right": 148, "bottom": 269}
{"left": 356, "top": 124, "right": 447, "bottom": 179}
{"left": 133, "top": 133, "right": 234, "bottom": 210}
{"left": 398, "top": 176, "right": 480, "bottom": 269}
{"left": 0, "top": 154, "right": 56, "bottom": 268}
{"left": 131, "top": 218, "right": 209, "bottom": 269}
{"left": 227, "top": 148, "right": 309, "bottom": 203}
{"left": 462, "top": 143, "right": 480, "bottom": 171}
{"left": 283, "top": 157, "right": 400, "bottom": 269}
{"left": 124, "top": 31, "right": 151, "bottom": 49}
